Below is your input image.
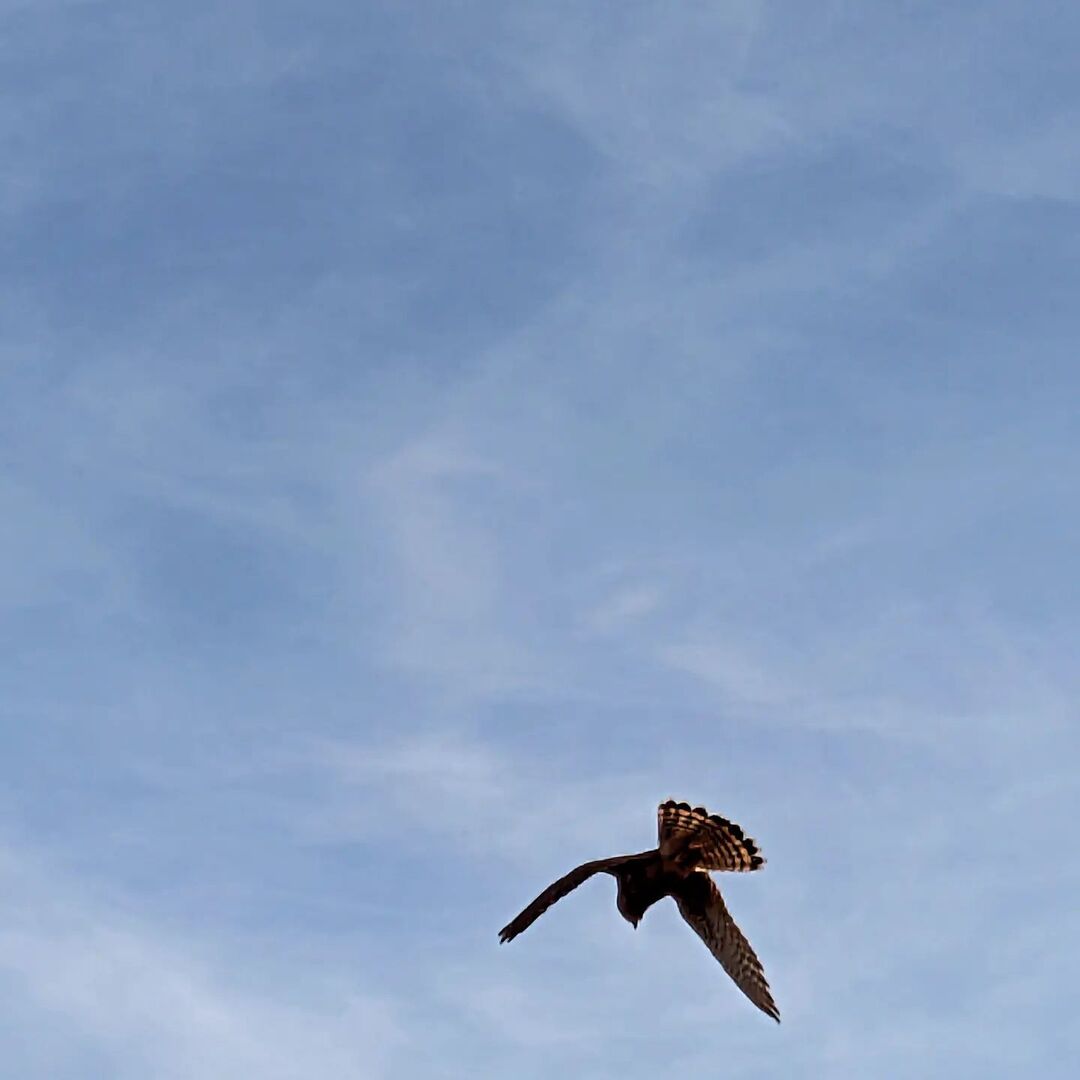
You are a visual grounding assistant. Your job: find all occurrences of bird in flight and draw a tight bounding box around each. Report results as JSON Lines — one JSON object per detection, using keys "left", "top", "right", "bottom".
{"left": 498, "top": 798, "right": 779, "bottom": 1022}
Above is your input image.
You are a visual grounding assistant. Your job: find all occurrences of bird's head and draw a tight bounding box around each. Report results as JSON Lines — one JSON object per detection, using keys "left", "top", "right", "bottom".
{"left": 616, "top": 894, "right": 642, "bottom": 930}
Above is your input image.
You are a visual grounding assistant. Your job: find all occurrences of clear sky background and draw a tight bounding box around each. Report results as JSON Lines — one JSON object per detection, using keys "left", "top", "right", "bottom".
{"left": 3, "top": 3, "right": 1079, "bottom": 1077}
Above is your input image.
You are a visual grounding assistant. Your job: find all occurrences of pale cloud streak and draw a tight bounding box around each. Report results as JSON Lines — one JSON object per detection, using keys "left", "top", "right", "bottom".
{"left": 4, "top": 2, "right": 1080, "bottom": 1077}
{"left": 365, "top": 435, "right": 543, "bottom": 697}
{"left": 0, "top": 845, "right": 401, "bottom": 1080}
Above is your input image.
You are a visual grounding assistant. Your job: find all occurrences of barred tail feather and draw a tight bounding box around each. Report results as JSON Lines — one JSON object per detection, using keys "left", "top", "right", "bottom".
{"left": 658, "top": 799, "right": 765, "bottom": 872}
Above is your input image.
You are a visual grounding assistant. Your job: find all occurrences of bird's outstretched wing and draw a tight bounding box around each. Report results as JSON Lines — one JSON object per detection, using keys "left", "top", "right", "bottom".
{"left": 658, "top": 799, "right": 765, "bottom": 872}
{"left": 498, "top": 855, "right": 643, "bottom": 944}
{"left": 672, "top": 870, "right": 780, "bottom": 1022}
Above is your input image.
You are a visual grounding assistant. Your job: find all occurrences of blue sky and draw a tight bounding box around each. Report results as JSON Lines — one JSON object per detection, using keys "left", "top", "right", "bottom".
{"left": 3, "top": 2, "right": 1079, "bottom": 1076}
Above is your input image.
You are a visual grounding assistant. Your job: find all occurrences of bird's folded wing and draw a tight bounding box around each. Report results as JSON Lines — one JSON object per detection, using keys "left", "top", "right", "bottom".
{"left": 673, "top": 872, "right": 780, "bottom": 1022}
{"left": 498, "top": 855, "right": 638, "bottom": 944}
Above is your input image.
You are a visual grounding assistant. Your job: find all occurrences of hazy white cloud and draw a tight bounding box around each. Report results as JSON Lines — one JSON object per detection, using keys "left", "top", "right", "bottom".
{"left": 659, "top": 602, "right": 1078, "bottom": 746}
{"left": 365, "top": 436, "right": 543, "bottom": 697}
{"left": 5, "top": 2, "right": 1079, "bottom": 1076}
{"left": 292, "top": 731, "right": 658, "bottom": 869}
{"left": 0, "top": 846, "right": 401, "bottom": 1080}
{"left": 505, "top": 2, "right": 782, "bottom": 185}
{"left": 580, "top": 582, "right": 663, "bottom": 636}
{"left": 664, "top": 642, "right": 795, "bottom": 714}
{"left": 950, "top": 110, "right": 1080, "bottom": 201}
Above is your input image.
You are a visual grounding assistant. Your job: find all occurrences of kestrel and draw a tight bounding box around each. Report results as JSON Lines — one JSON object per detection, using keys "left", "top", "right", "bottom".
{"left": 498, "top": 799, "right": 779, "bottom": 1022}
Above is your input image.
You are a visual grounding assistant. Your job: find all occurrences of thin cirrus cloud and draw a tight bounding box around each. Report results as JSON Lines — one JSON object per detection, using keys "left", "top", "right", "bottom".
{"left": 3, "top": 1, "right": 1080, "bottom": 1077}
{"left": 0, "top": 844, "right": 401, "bottom": 1080}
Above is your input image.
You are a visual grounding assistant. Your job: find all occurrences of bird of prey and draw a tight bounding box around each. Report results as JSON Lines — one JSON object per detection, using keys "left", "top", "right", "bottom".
{"left": 498, "top": 799, "right": 779, "bottom": 1022}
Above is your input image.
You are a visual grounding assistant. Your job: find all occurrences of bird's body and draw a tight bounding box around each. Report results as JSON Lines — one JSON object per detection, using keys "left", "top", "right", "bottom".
{"left": 499, "top": 799, "right": 779, "bottom": 1022}
{"left": 614, "top": 851, "right": 672, "bottom": 926}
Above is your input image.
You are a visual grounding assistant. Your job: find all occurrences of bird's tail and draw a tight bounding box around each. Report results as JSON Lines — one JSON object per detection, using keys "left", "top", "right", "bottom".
{"left": 658, "top": 800, "right": 765, "bottom": 872}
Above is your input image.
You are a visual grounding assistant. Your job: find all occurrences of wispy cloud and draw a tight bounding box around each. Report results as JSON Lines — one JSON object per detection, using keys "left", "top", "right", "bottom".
{"left": 0, "top": 844, "right": 401, "bottom": 1080}
{"left": 5, "top": 1, "right": 1080, "bottom": 1076}
{"left": 659, "top": 602, "right": 1077, "bottom": 744}
{"left": 579, "top": 581, "right": 664, "bottom": 637}
{"left": 290, "top": 730, "right": 658, "bottom": 869}
{"left": 364, "top": 435, "right": 544, "bottom": 697}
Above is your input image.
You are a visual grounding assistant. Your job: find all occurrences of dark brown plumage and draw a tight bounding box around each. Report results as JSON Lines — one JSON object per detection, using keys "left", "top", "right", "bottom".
{"left": 498, "top": 799, "right": 779, "bottom": 1022}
